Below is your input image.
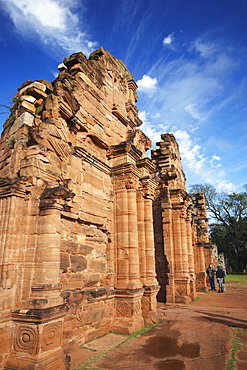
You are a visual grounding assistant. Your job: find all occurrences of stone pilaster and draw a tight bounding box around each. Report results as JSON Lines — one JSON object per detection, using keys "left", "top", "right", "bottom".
{"left": 141, "top": 179, "right": 158, "bottom": 287}
{"left": 172, "top": 208, "right": 184, "bottom": 278}
{"left": 137, "top": 189, "right": 146, "bottom": 285}
{"left": 169, "top": 192, "right": 191, "bottom": 303}
{"left": 115, "top": 185, "right": 129, "bottom": 289}
{"left": 141, "top": 179, "right": 159, "bottom": 323}
{"left": 0, "top": 179, "right": 27, "bottom": 316}
{"left": 4, "top": 187, "right": 73, "bottom": 369}
{"left": 30, "top": 187, "right": 73, "bottom": 309}
{"left": 113, "top": 170, "right": 143, "bottom": 333}
{"left": 195, "top": 244, "right": 207, "bottom": 292}
{"left": 160, "top": 188, "right": 175, "bottom": 303}
{"left": 186, "top": 207, "right": 196, "bottom": 299}
{"left": 126, "top": 176, "right": 142, "bottom": 290}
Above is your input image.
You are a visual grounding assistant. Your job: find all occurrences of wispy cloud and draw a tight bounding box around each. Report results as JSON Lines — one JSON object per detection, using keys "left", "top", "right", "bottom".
{"left": 173, "top": 129, "right": 234, "bottom": 192}
{"left": 139, "top": 111, "right": 165, "bottom": 146}
{"left": 185, "top": 103, "right": 207, "bottom": 122}
{"left": 137, "top": 36, "right": 242, "bottom": 192}
{"left": 0, "top": 0, "right": 97, "bottom": 57}
{"left": 191, "top": 38, "right": 215, "bottom": 58}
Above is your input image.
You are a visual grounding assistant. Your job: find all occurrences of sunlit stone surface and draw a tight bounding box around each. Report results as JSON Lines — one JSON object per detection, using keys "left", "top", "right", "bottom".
{"left": 0, "top": 48, "right": 213, "bottom": 369}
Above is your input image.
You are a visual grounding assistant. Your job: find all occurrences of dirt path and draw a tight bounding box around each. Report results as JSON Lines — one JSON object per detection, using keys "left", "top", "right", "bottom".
{"left": 71, "top": 280, "right": 247, "bottom": 370}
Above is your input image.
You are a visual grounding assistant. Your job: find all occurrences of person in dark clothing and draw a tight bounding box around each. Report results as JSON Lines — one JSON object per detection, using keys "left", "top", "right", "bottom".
{"left": 206, "top": 263, "right": 216, "bottom": 290}
{"left": 216, "top": 265, "right": 226, "bottom": 292}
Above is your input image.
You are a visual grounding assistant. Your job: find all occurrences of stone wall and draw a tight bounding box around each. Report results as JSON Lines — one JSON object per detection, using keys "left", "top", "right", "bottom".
{"left": 0, "top": 48, "right": 213, "bottom": 369}
{"left": 152, "top": 134, "right": 214, "bottom": 303}
{"left": 0, "top": 48, "right": 159, "bottom": 369}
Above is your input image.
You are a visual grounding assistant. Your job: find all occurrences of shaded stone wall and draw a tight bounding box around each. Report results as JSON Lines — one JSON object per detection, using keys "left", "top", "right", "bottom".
{"left": 0, "top": 48, "right": 158, "bottom": 369}
{"left": 152, "top": 134, "right": 214, "bottom": 303}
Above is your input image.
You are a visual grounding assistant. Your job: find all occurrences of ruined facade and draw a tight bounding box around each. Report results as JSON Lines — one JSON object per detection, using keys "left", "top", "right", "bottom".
{"left": 0, "top": 48, "right": 213, "bottom": 369}
{"left": 152, "top": 134, "right": 214, "bottom": 303}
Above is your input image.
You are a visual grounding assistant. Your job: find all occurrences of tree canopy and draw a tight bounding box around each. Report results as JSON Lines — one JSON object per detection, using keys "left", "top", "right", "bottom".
{"left": 189, "top": 183, "right": 247, "bottom": 272}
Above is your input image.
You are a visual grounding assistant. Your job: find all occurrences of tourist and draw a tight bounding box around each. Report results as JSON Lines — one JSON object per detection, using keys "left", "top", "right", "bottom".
{"left": 216, "top": 265, "right": 226, "bottom": 292}
{"left": 206, "top": 263, "right": 216, "bottom": 290}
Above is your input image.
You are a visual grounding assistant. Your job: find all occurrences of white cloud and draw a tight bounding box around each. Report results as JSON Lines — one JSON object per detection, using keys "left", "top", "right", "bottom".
{"left": 191, "top": 39, "right": 215, "bottom": 58}
{"left": 167, "top": 130, "right": 234, "bottom": 192}
{"left": 210, "top": 155, "right": 221, "bottom": 168}
{"left": 185, "top": 103, "right": 207, "bottom": 122}
{"left": 137, "top": 74, "right": 157, "bottom": 92}
{"left": 163, "top": 33, "right": 174, "bottom": 45}
{"left": 139, "top": 111, "right": 165, "bottom": 147}
{"left": 215, "top": 179, "right": 235, "bottom": 193}
{"left": 136, "top": 34, "right": 245, "bottom": 193}
{"left": 174, "top": 130, "right": 206, "bottom": 170}
{"left": 0, "top": 0, "right": 97, "bottom": 57}
{"left": 138, "top": 111, "right": 148, "bottom": 122}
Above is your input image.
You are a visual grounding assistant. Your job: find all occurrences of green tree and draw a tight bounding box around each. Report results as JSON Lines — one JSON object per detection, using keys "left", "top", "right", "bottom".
{"left": 189, "top": 183, "right": 247, "bottom": 272}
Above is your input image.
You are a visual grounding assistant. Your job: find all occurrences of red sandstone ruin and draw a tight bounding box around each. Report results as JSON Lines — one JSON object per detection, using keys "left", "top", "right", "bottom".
{"left": 0, "top": 48, "right": 214, "bottom": 369}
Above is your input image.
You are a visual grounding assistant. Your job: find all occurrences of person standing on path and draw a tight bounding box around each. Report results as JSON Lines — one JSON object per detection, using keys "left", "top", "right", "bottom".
{"left": 216, "top": 265, "right": 226, "bottom": 292}
{"left": 206, "top": 263, "right": 216, "bottom": 291}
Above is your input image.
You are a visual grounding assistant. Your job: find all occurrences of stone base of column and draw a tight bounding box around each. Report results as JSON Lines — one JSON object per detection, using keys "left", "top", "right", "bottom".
{"left": 141, "top": 286, "right": 159, "bottom": 325}
{"left": 4, "top": 350, "right": 68, "bottom": 370}
{"left": 113, "top": 289, "right": 144, "bottom": 334}
{"left": 174, "top": 278, "right": 192, "bottom": 304}
{"left": 195, "top": 272, "right": 207, "bottom": 292}
{"left": 189, "top": 275, "right": 197, "bottom": 300}
{"left": 164, "top": 275, "right": 176, "bottom": 303}
{"left": 4, "top": 305, "right": 68, "bottom": 370}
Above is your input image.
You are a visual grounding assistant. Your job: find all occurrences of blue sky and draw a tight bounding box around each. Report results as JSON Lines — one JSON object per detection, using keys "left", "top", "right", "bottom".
{"left": 0, "top": 0, "right": 246, "bottom": 193}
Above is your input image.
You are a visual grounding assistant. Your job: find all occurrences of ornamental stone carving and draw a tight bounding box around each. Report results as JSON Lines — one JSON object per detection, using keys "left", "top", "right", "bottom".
{"left": 13, "top": 325, "right": 38, "bottom": 355}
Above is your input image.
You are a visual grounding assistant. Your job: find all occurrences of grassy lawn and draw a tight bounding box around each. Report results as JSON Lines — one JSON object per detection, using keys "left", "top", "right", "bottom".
{"left": 225, "top": 274, "right": 247, "bottom": 282}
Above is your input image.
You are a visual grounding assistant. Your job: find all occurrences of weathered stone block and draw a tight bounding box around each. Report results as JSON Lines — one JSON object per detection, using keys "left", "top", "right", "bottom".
{"left": 70, "top": 255, "right": 87, "bottom": 272}
{"left": 88, "top": 260, "right": 106, "bottom": 273}
{"left": 78, "top": 244, "right": 93, "bottom": 255}
{"left": 60, "top": 252, "right": 70, "bottom": 272}
{"left": 9, "top": 111, "right": 34, "bottom": 136}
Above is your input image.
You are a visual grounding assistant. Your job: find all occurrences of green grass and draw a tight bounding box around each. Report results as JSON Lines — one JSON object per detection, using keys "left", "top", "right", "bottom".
{"left": 192, "top": 296, "right": 202, "bottom": 302}
{"left": 226, "top": 327, "right": 247, "bottom": 370}
{"left": 225, "top": 274, "right": 247, "bottom": 282}
{"left": 73, "top": 322, "right": 161, "bottom": 370}
{"left": 226, "top": 328, "right": 239, "bottom": 370}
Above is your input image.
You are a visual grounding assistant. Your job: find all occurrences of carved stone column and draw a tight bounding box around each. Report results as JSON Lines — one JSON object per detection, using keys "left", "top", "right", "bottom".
{"left": 172, "top": 205, "right": 191, "bottom": 303}
{"left": 186, "top": 207, "right": 195, "bottom": 275}
{"left": 172, "top": 208, "right": 183, "bottom": 278}
{"left": 161, "top": 202, "right": 175, "bottom": 303}
{"left": 157, "top": 187, "right": 175, "bottom": 303}
{"left": 180, "top": 206, "right": 190, "bottom": 276}
{"left": 186, "top": 207, "right": 196, "bottom": 299}
{"left": 0, "top": 179, "right": 27, "bottom": 367}
{"left": 115, "top": 184, "right": 129, "bottom": 289}
{"left": 141, "top": 181, "right": 158, "bottom": 287}
{"left": 0, "top": 181, "right": 26, "bottom": 309}
{"left": 4, "top": 186, "right": 71, "bottom": 370}
{"left": 113, "top": 171, "right": 144, "bottom": 334}
{"left": 141, "top": 180, "right": 159, "bottom": 324}
{"left": 31, "top": 187, "right": 73, "bottom": 308}
{"left": 137, "top": 189, "right": 146, "bottom": 285}
{"left": 126, "top": 175, "right": 142, "bottom": 290}
{"left": 196, "top": 244, "right": 207, "bottom": 292}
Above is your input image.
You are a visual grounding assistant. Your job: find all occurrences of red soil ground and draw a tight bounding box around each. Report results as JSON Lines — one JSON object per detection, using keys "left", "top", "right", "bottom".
{"left": 71, "top": 279, "right": 247, "bottom": 370}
